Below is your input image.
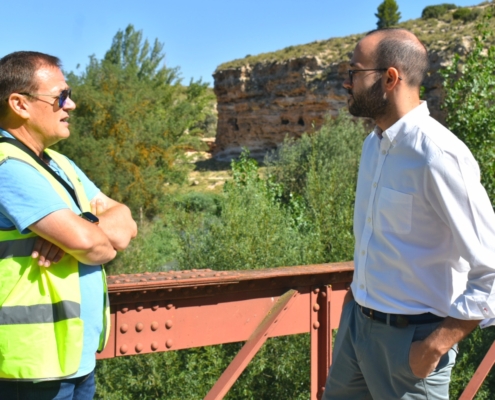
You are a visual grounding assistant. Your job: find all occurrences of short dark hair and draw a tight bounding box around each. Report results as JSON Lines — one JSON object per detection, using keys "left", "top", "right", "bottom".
{"left": 0, "top": 51, "right": 61, "bottom": 117}
{"left": 366, "top": 28, "right": 429, "bottom": 88}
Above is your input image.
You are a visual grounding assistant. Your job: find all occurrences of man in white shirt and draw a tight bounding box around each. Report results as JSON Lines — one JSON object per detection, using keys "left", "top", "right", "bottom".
{"left": 322, "top": 28, "right": 495, "bottom": 399}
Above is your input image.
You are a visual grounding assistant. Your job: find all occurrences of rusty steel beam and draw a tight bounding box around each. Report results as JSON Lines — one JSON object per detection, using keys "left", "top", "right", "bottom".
{"left": 98, "top": 262, "right": 354, "bottom": 398}
{"left": 205, "top": 289, "right": 300, "bottom": 400}
{"left": 459, "top": 340, "right": 495, "bottom": 400}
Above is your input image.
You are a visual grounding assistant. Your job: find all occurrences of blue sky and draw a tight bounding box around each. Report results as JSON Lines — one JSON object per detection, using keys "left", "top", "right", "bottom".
{"left": 2, "top": 0, "right": 480, "bottom": 85}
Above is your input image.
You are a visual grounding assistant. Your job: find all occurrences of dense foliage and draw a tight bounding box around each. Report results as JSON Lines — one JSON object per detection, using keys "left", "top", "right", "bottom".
{"left": 442, "top": 9, "right": 495, "bottom": 205}
{"left": 56, "top": 24, "right": 214, "bottom": 218}
{"left": 375, "top": 0, "right": 401, "bottom": 28}
{"left": 453, "top": 7, "right": 482, "bottom": 22}
{"left": 421, "top": 3, "right": 457, "bottom": 20}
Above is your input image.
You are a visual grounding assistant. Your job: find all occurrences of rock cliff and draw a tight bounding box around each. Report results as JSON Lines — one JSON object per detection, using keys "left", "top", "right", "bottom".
{"left": 212, "top": 4, "right": 492, "bottom": 161}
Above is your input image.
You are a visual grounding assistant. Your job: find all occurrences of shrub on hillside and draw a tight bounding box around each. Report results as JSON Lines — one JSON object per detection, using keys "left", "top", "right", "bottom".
{"left": 453, "top": 7, "right": 481, "bottom": 22}
{"left": 421, "top": 3, "right": 457, "bottom": 19}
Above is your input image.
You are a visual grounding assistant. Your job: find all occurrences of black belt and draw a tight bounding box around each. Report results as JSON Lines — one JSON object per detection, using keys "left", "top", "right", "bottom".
{"left": 360, "top": 306, "right": 444, "bottom": 328}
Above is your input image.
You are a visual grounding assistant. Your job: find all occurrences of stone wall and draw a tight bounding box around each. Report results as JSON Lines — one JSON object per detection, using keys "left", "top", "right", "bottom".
{"left": 213, "top": 52, "right": 452, "bottom": 161}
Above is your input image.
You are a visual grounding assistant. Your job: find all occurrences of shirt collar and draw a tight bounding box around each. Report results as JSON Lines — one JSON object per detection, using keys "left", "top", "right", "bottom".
{"left": 0, "top": 129, "right": 15, "bottom": 139}
{"left": 374, "top": 101, "right": 430, "bottom": 145}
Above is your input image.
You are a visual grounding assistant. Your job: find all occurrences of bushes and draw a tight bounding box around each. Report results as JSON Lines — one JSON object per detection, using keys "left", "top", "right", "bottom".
{"left": 453, "top": 7, "right": 482, "bottom": 22}
{"left": 442, "top": 12, "right": 495, "bottom": 204}
{"left": 421, "top": 3, "right": 457, "bottom": 19}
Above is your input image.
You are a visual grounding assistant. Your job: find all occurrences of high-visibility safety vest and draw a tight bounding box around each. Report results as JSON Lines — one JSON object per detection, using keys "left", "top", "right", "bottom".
{"left": 0, "top": 141, "right": 110, "bottom": 381}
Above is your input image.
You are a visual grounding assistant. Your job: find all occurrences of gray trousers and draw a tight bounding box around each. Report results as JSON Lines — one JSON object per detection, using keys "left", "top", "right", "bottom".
{"left": 322, "top": 300, "right": 457, "bottom": 400}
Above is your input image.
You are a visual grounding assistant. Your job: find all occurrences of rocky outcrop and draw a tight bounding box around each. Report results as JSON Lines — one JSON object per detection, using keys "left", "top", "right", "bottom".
{"left": 213, "top": 51, "right": 455, "bottom": 161}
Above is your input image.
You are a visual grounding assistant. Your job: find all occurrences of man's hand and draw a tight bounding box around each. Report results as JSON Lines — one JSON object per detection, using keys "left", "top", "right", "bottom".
{"left": 409, "top": 317, "right": 480, "bottom": 379}
{"left": 408, "top": 340, "right": 442, "bottom": 378}
{"left": 32, "top": 237, "right": 65, "bottom": 267}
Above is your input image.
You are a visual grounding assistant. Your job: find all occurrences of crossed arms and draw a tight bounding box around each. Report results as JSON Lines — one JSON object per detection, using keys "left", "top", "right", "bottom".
{"left": 29, "top": 192, "right": 137, "bottom": 266}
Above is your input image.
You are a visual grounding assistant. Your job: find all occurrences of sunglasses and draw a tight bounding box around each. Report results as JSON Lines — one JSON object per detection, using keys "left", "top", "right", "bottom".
{"left": 19, "top": 88, "right": 72, "bottom": 108}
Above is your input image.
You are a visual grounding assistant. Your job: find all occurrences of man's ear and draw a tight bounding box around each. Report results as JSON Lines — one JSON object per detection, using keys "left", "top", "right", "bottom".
{"left": 384, "top": 67, "right": 402, "bottom": 90}
{"left": 7, "top": 93, "right": 30, "bottom": 120}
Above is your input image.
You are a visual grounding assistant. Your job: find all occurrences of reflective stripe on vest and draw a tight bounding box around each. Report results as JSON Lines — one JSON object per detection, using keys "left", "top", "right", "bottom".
{"left": 0, "top": 142, "right": 109, "bottom": 380}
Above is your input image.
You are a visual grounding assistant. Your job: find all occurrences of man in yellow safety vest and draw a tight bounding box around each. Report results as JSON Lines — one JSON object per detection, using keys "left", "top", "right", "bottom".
{"left": 0, "top": 51, "right": 137, "bottom": 399}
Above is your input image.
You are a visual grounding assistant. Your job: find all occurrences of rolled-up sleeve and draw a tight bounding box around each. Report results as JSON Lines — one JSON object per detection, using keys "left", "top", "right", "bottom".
{"left": 425, "top": 147, "right": 495, "bottom": 324}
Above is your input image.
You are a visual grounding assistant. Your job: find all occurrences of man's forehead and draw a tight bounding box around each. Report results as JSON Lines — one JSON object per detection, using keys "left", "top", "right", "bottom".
{"left": 34, "top": 66, "right": 66, "bottom": 88}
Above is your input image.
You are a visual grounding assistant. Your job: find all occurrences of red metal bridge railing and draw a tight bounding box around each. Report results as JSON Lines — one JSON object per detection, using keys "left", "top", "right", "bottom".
{"left": 97, "top": 262, "right": 493, "bottom": 399}
{"left": 97, "top": 262, "right": 353, "bottom": 399}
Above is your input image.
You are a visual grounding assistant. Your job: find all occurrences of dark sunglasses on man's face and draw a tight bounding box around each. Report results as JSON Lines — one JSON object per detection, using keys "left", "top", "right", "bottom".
{"left": 18, "top": 88, "right": 72, "bottom": 108}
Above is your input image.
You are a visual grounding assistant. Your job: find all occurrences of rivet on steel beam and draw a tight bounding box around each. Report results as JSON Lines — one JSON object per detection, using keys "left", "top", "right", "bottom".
{"left": 166, "top": 304, "right": 173, "bottom": 310}
{"left": 120, "top": 274, "right": 126, "bottom": 277}
{"left": 165, "top": 320, "right": 173, "bottom": 329}
{"left": 140, "top": 279, "right": 146, "bottom": 282}
{"left": 174, "top": 275, "right": 181, "bottom": 279}
{"left": 159, "top": 272, "right": 166, "bottom": 275}
{"left": 121, "top": 307, "right": 129, "bottom": 314}
{"left": 313, "top": 304, "right": 321, "bottom": 312}
{"left": 183, "top": 270, "right": 189, "bottom": 273}
{"left": 321, "top": 291, "right": 327, "bottom": 298}
{"left": 142, "top": 291, "right": 147, "bottom": 294}
{"left": 151, "top": 277, "right": 156, "bottom": 281}
{"left": 193, "top": 286, "right": 198, "bottom": 290}
{"left": 137, "top": 305, "right": 144, "bottom": 312}
{"left": 120, "top": 345, "right": 128, "bottom": 354}
{"left": 152, "top": 304, "right": 159, "bottom": 311}
{"left": 124, "top": 279, "right": 130, "bottom": 283}
{"left": 167, "top": 289, "right": 173, "bottom": 292}
{"left": 145, "top": 272, "right": 150, "bottom": 275}
{"left": 120, "top": 324, "right": 129, "bottom": 334}
{"left": 313, "top": 321, "right": 320, "bottom": 329}
{"left": 151, "top": 342, "right": 159, "bottom": 351}
{"left": 167, "top": 277, "right": 172, "bottom": 280}
{"left": 115, "top": 280, "right": 121, "bottom": 284}
{"left": 135, "top": 343, "right": 143, "bottom": 353}
{"left": 136, "top": 323, "right": 144, "bottom": 332}
{"left": 116, "top": 292, "right": 121, "bottom": 296}
{"left": 199, "top": 274, "right": 205, "bottom": 277}
{"left": 205, "top": 269, "right": 211, "bottom": 272}
{"left": 192, "top": 269, "right": 197, "bottom": 272}
{"left": 151, "top": 321, "right": 159, "bottom": 331}
{"left": 166, "top": 339, "right": 173, "bottom": 349}
{"left": 136, "top": 274, "right": 142, "bottom": 277}
{"left": 313, "top": 288, "right": 320, "bottom": 294}
{"left": 214, "top": 273, "right": 219, "bottom": 277}
{"left": 191, "top": 275, "right": 197, "bottom": 278}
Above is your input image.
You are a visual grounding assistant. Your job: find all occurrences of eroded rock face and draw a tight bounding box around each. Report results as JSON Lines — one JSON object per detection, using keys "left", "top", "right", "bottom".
{"left": 213, "top": 53, "right": 451, "bottom": 161}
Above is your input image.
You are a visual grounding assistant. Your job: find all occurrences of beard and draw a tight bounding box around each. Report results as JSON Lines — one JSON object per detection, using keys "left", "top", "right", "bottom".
{"left": 348, "top": 79, "right": 389, "bottom": 120}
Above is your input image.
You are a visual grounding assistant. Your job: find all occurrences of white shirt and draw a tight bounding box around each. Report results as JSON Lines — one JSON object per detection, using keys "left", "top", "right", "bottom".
{"left": 351, "top": 101, "right": 495, "bottom": 326}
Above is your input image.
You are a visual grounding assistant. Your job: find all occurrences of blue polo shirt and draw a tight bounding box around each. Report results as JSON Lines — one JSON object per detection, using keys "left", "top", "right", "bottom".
{"left": 0, "top": 130, "right": 103, "bottom": 378}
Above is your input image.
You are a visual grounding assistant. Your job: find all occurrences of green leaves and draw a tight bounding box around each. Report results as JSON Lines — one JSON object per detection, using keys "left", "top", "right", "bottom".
{"left": 441, "top": 8, "right": 495, "bottom": 205}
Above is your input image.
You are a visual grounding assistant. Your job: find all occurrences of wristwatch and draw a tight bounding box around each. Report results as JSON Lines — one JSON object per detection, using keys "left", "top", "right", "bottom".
{"left": 80, "top": 211, "right": 99, "bottom": 225}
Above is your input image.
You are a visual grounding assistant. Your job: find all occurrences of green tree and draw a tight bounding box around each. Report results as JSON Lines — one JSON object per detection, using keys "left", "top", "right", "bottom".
{"left": 57, "top": 24, "right": 214, "bottom": 218}
{"left": 375, "top": 0, "right": 401, "bottom": 28}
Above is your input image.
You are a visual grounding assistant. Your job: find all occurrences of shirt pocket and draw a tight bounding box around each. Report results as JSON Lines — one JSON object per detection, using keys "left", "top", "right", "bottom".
{"left": 376, "top": 187, "right": 413, "bottom": 234}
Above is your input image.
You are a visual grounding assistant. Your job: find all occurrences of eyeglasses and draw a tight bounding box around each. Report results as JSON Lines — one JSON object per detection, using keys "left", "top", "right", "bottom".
{"left": 347, "top": 68, "right": 404, "bottom": 85}
{"left": 19, "top": 89, "right": 72, "bottom": 108}
{"left": 347, "top": 69, "right": 387, "bottom": 85}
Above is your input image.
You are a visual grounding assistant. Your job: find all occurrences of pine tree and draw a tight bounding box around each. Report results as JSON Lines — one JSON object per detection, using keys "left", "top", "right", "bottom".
{"left": 375, "top": 0, "right": 401, "bottom": 28}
